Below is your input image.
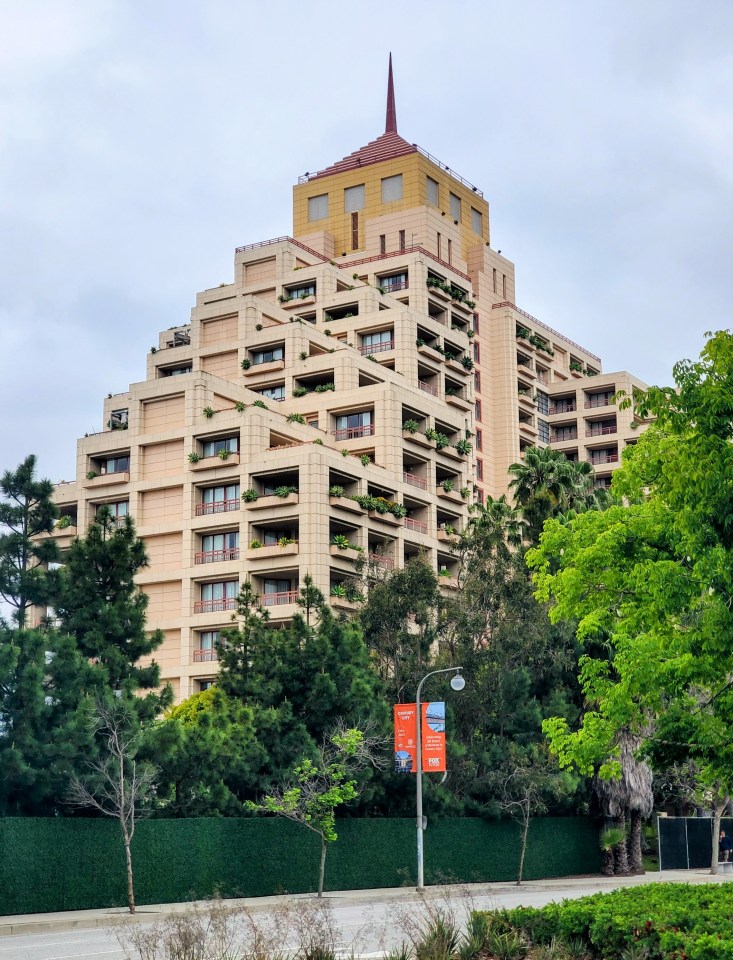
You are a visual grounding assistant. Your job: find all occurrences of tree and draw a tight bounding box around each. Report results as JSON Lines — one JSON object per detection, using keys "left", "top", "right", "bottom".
{"left": 508, "top": 447, "right": 577, "bottom": 544}
{"left": 248, "top": 726, "right": 386, "bottom": 897}
{"left": 68, "top": 701, "right": 157, "bottom": 913}
{"left": 297, "top": 573, "right": 325, "bottom": 628}
{"left": 0, "top": 455, "right": 58, "bottom": 627}
{"left": 529, "top": 331, "right": 733, "bottom": 873}
{"left": 51, "top": 511, "right": 171, "bottom": 716}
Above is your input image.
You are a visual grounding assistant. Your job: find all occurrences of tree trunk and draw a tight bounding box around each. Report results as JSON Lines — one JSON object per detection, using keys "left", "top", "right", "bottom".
{"left": 601, "top": 847, "right": 615, "bottom": 876}
{"left": 516, "top": 813, "right": 530, "bottom": 885}
{"left": 122, "top": 830, "right": 135, "bottom": 914}
{"left": 628, "top": 810, "right": 644, "bottom": 873}
{"left": 317, "top": 837, "right": 327, "bottom": 898}
{"left": 710, "top": 793, "right": 730, "bottom": 875}
{"left": 613, "top": 814, "right": 630, "bottom": 875}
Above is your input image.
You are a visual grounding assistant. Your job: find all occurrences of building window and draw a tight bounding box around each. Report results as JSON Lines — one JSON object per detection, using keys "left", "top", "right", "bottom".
{"left": 381, "top": 174, "right": 403, "bottom": 203}
{"left": 426, "top": 176, "right": 439, "bottom": 206}
{"left": 473, "top": 314, "right": 480, "bottom": 334}
{"left": 195, "top": 631, "right": 220, "bottom": 663}
{"left": 161, "top": 365, "right": 192, "bottom": 377}
{"left": 471, "top": 208, "right": 483, "bottom": 235}
{"left": 252, "top": 345, "right": 284, "bottom": 365}
{"left": 476, "top": 459, "right": 483, "bottom": 481}
{"left": 334, "top": 411, "right": 373, "bottom": 440}
{"left": 351, "top": 212, "right": 359, "bottom": 250}
{"left": 198, "top": 484, "right": 240, "bottom": 515}
{"left": 447, "top": 239, "right": 452, "bottom": 264}
{"left": 379, "top": 234, "right": 386, "bottom": 254}
{"left": 262, "top": 529, "right": 294, "bottom": 546}
{"left": 201, "top": 436, "right": 238, "bottom": 458}
{"left": 198, "top": 680, "right": 215, "bottom": 691}
{"left": 492, "top": 268, "right": 497, "bottom": 293}
{"left": 503, "top": 274, "right": 507, "bottom": 298}
{"left": 104, "top": 455, "right": 129, "bottom": 475}
{"left": 474, "top": 370, "right": 481, "bottom": 392}
{"left": 308, "top": 194, "right": 328, "bottom": 221}
{"left": 307, "top": 417, "right": 319, "bottom": 429}
{"left": 380, "top": 272, "right": 407, "bottom": 292}
{"left": 259, "top": 385, "right": 285, "bottom": 401}
{"left": 536, "top": 390, "right": 549, "bottom": 416}
{"left": 475, "top": 429, "right": 483, "bottom": 451}
{"left": 262, "top": 578, "right": 296, "bottom": 605}
{"left": 197, "top": 580, "right": 238, "bottom": 613}
{"left": 537, "top": 419, "right": 550, "bottom": 444}
{"left": 450, "top": 192, "right": 461, "bottom": 220}
{"left": 284, "top": 283, "right": 315, "bottom": 300}
{"left": 399, "top": 229, "right": 405, "bottom": 250}
{"left": 475, "top": 399, "right": 482, "bottom": 421}
{"left": 98, "top": 500, "right": 128, "bottom": 523}
{"left": 344, "top": 184, "right": 365, "bottom": 213}
{"left": 473, "top": 342, "right": 480, "bottom": 363}
{"left": 362, "top": 329, "right": 394, "bottom": 352}
{"left": 199, "top": 532, "right": 239, "bottom": 562}
{"left": 437, "top": 232, "right": 442, "bottom": 259}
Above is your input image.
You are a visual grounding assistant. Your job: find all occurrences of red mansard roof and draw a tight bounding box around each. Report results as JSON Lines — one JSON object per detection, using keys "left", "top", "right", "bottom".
{"left": 305, "top": 130, "right": 417, "bottom": 182}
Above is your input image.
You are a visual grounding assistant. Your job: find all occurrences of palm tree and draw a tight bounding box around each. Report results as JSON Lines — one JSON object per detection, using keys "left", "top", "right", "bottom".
{"left": 508, "top": 447, "right": 576, "bottom": 543}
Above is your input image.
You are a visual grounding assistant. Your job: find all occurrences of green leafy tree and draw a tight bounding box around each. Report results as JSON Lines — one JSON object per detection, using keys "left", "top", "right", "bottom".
{"left": 0, "top": 625, "right": 99, "bottom": 815}
{"left": 528, "top": 330, "right": 733, "bottom": 873}
{"left": 0, "top": 455, "right": 58, "bottom": 627}
{"left": 248, "top": 726, "right": 386, "bottom": 897}
{"left": 51, "top": 511, "right": 171, "bottom": 717}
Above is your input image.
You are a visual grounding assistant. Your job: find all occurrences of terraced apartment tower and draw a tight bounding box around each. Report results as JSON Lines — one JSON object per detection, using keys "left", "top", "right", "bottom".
{"left": 50, "top": 59, "right": 648, "bottom": 700}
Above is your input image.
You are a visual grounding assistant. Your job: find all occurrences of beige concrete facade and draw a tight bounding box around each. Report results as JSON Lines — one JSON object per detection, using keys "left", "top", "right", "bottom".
{"left": 49, "top": 106, "right": 648, "bottom": 701}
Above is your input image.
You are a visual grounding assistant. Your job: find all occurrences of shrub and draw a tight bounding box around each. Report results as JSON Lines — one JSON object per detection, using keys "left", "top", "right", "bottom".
{"left": 359, "top": 454, "right": 371, "bottom": 466}
{"left": 188, "top": 452, "right": 200, "bottom": 463}
{"left": 217, "top": 449, "right": 231, "bottom": 460}
{"left": 292, "top": 387, "right": 308, "bottom": 397}
{"left": 402, "top": 419, "right": 420, "bottom": 433}
{"left": 253, "top": 400, "right": 267, "bottom": 409}
{"left": 331, "top": 534, "right": 352, "bottom": 550}
{"left": 235, "top": 401, "right": 246, "bottom": 412}
{"left": 287, "top": 413, "right": 306, "bottom": 424}
{"left": 249, "top": 539, "right": 262, "bottom": 549}
{"left": 273, "top": 485, "right": 297, "bottom": 498}
{"left": 314, "top": 383, "right": 335, "bottom": 393}
{"left": 202, "top": 407, "right": 215, "bottom": 419}
{"left": 241, "top": 358, "right": 251, "bottom": 370}
{"left": 329, "top": 485, "right": 345, "bottom": 498}
{"left": 241, "top": 489, "right": 259, "bottom": 502}
{"left": 441, "top": 479, "right": 454, "bottom": 493}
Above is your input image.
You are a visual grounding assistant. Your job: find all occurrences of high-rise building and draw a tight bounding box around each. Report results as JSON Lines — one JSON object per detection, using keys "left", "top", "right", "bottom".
{"left": 50, "top": 59, "right": 647, "bottom": 700}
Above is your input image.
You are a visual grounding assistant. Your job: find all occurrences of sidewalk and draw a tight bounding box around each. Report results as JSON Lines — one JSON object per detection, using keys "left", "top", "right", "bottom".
{"left": 0, "top": 870, "right": 727, "bottom": 937}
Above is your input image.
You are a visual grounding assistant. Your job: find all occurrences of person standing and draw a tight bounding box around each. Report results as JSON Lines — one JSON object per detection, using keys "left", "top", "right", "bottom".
{"left": 719, "top": 830, "right": 732, "bottom": 863}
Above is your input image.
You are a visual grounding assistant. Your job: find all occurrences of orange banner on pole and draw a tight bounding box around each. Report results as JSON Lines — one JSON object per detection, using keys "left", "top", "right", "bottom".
{"left": 394, "top": 702, "right": 446, "bottom": 773}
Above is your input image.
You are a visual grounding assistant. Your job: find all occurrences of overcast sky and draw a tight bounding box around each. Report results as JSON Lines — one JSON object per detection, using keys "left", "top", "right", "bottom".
{"left": 1, "top": 0, "right": 731, "bottom": 484}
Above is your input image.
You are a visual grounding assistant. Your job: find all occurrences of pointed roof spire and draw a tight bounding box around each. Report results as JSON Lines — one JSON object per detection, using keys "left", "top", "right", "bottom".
{"left": 385, "top": 53, "right": 397, "bottom": 134}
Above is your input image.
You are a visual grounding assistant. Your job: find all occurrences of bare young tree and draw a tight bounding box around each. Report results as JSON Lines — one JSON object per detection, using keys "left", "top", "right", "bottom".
{"left": 68, "top": 701, "right": 157, "bottom": 913}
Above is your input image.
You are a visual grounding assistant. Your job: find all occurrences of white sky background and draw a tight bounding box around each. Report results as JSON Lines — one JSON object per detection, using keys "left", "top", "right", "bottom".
{"left": 0, "top": 0, "right": 731, "bottom": 484}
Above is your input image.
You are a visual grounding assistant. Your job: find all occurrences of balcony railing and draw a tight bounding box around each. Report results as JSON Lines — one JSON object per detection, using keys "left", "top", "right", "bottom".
{"left": 585, "top": 396, "right": 614, "bottom": 409}
{"left": 261, "top": 590, "right": 299, "bottom": 607}
{"left": 551, "top": 402, "right": 576, "bottom": 414}
{"left": 586, "top": 425, "right": 616, "bottom": 437}
{"left": 194, "top": 548, "right": 240, "bottom": 564}
{"left": 536, "top": 372, "right": 549, "bottom": 385}
{"left": 332, "top": 423, "right": 375, "bottom": 441}
{"left": 193, "top": 648, "right": 218, "bottom": 662}
{"left": 193, "top": 597, "right": 238, "bottom": 614}
{"left": 403, "top": 472, "right": 427, "bottom": 490}
{"left": 195, "top": 499, "right": 240, "bottom": 516}
{"left": 589, "top": 454, "right": 619, "bottom": 465}
{"left": 404, "top": 517, "right": 428, "bottom": 534}
{"left": 381, "top": 280, "right": 409, "bottom": 293}
{"left": 369, "top": 553, "right": 394, "bottom": 569}
{"left": 418, "top": 380, "right": 438, "bottom": 396}
{"left": 551, "top": 431, "right": 578, "bottom": 443}
{"left": 359, "top": 339, "right": 394, "bottom": 355}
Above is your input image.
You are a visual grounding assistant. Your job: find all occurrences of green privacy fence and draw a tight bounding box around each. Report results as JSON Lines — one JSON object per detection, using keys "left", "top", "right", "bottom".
{"left": 0, "top": 816, "right": 600, "bottom": 915}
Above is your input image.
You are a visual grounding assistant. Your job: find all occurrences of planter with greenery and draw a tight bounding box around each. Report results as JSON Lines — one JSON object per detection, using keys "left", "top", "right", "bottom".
{"left": 202, "top": 407, "right": 215, "bottom": 419}
{"left": 455, "top": 439, "right": 473, "bottom": 456}
{"left": 253, "top": 400, "right": 267, "bottom": 409}
{"left": 217, "top": 449, "right": 231, "bottom": 460}
{"left": 235, "top": 401, "right": 246, "bottom": 412}
{"left": 441, "top": 479, "right": 455, "bottom": 493}
{"left": 249, "top": 538, "right": 262, "bottom": 549}
{"left": 359, "top": 454, "right": 371, "bottom": 467}
{"left": 187, "top": 452, "right": 200, "bottom": 464}
{"left": 241, "top": 358, "right": 251, "bottom": 370}
{"left": 328, "top": 485, "right": 345, "bottom": 498}
{"left": 286, "top": 413, "right": 306, "bottom": 424}
{"left": 241, "top": 489, "right": 259, "bottom": 503}
{"left": 402, "top": 419, "right": 420, "bottom": 434}
{"left": 314, "top": 383, "right": 335, "bottom": 393}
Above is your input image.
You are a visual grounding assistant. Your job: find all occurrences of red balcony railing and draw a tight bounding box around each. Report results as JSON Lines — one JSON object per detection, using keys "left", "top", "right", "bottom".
{"left": 551, "top": 431, "right": 578, "bottom": 443}
{"left": 193, "top": 597, "right": 238, "bottom": 614}
{"left": 418, "top": 380, "right": 438, "bottom": 396}
{"left": 194, "top": 548, "right": 240, "bottom": 564}
{"left": 585, "top": 396, "right": 614, "bottom": 409}
{"left": 586, "top": 425, "right": 616, "bottom": 437}
{"left": 381, "top": 280, "right": 409, "bottom": 293}
{"left": 589, "top": 454, "right": 619, "bottom": 465}
{"left": 404, "top": 518, "right": 428, "bottom": 534}
{"left": 551, "top": 402, "right": 576, "bottom": 414}
{"left": 261, "top": 590, "right": 299, "bottom": 607}
{"left": 332, "top": 424, "right": 375, "bottom": 441}
{"left": 193, "top": 648, "right": 218, "bottom": 662}
{"left": 359, "top": 339, "right": 394, "bottom": 355}
{"left": 369, "top": 553, "right": 394, "bottom": 569}
{"left": 403, "top": 472, "right": 427, "bottom": 490}
{"left": 195, "top": 499, "right": 240, "bottom": 516}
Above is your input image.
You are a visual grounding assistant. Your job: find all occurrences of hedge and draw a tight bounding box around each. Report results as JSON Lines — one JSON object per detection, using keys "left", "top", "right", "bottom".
{"left": 0, "top": 816, "right": 600, "bottom": 915}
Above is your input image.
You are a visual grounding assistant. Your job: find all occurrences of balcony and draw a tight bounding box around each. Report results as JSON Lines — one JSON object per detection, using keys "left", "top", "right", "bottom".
{"left": 369, "top": 553, "right": 394, "bottom": 570}
{"left": 189, "top": 454, "right": 240, "bottom": 471}
{"left": 437, "top": 528, "right": 459, "bottom": 544}
{"left": 586, "top": 425, "right": 617, "bottom": 438}
{"left": 437, "top": 486, "right": 464, "bottom": 504}
{"left": 193, "top": 598, "right": 237, "bottom": 614}
{"left": 193, "top": 648, "right": 218, "bottom": 663}
{"left": 404, "top": 517, "right": 428, "bottom": 535}
{"left": 418, "top": 380, "right": 438, "bottom": 397}
{"left": 550, "top": 431, "right": 578, "bottom": 444}
{"left": 381, "top": 279, "right": 409, "bottom": 293}
{"left": 246, "top": 542, "right": 299, "bottom": 560}
{"left": 589, "top": 454, "right": 619, "bottom": 465}
{"left": 243, "top": 359, "right": 285, "bottom": 377}
{"left": 550, "top": 401, "right": 576, "bottom": 415}
{"left": 329, "top": 544, "right": 362, "bottom": 562}
{"left": 194, "top": 548, "right": 240, "bottom": 564}
{"left": 417, "top": 343, "right": 444, "bottom": 363}
{"left": 585, "top": 395, "right": 614, "bottom": 409}
{"left": 445, "top": 358, "right": 470, "bottom": 376}
{"left": 195, "top": 499, "right": 240, "bottom": 516}
{"left": 84, "top": 471, "right": 130, "bottom": 489}
{"left": 248, "top": 492, "right": 299, "bottom": 509}
{"left": 329, "top": 495, "right": 363, "bottom": 513}
{"left": 446, "top": 395, "right": 471, "bottom": 412}
{"left": 332, "top": 424, "right": 375, "bottom": 441}
{"left": 359, "top": 339, "right": 394, "bottom": 356}
{"left": 403, "top": 471, "right": 427, "bottom": 490}
{"left": 438, "top": 576, "right": 460, "bottom": 591}
{"left": 260, "top": 590, "right": 299, "bottom": 607}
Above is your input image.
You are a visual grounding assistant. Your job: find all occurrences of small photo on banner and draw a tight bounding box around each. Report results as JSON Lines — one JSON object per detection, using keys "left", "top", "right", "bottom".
{"left": 393, "top": 703, "right": 417, "bottom": 773}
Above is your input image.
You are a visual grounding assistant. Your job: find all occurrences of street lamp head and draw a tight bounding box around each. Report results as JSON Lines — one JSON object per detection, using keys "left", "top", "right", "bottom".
{"left": 450, "top": 673, "right": 465, "bottom": 691}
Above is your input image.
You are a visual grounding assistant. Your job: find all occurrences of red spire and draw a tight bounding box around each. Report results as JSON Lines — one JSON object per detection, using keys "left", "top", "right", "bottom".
{"left": 385, "top": 53, "right": 397, "bottom": 134}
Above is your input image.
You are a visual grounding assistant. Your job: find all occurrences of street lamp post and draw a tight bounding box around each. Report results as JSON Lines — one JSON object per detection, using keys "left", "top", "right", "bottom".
{"left": 415, "top": 666, "right": 465, "bottom": 890}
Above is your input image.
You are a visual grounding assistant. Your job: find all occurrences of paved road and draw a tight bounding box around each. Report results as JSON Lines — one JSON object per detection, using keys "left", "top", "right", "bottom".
{"left": 2, "top": 872, "right": 726, "bottom": 960}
